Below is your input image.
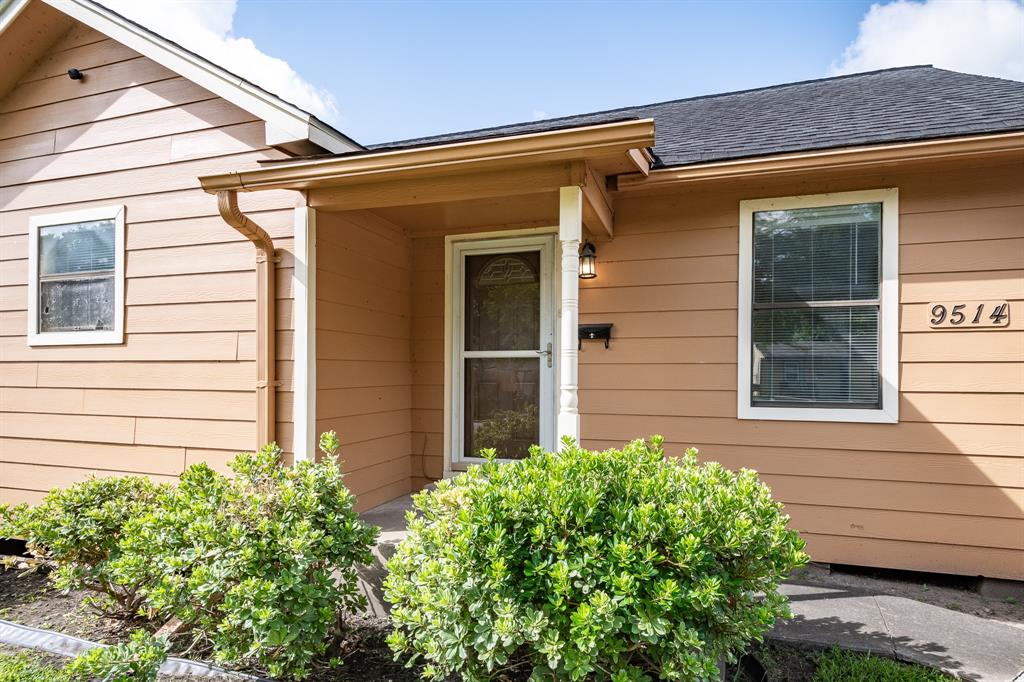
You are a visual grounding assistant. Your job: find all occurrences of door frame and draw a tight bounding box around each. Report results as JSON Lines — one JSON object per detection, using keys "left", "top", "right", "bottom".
{"left": 443, "top": 228, "right": 559, "bottom": 474}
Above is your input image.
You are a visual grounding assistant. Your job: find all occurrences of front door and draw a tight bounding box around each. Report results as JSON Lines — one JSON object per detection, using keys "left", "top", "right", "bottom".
{"left": 451, "top": 235, "right": 555, "bottom": 464}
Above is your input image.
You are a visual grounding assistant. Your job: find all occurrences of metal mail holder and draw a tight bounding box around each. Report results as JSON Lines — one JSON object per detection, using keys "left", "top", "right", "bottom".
{"left": 578, "top": 323, "right": 612, "bottom": 350}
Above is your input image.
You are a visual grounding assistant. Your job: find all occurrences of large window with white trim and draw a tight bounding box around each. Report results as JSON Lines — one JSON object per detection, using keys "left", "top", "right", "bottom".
{"left": 28, "top": 206, "right": 125, "bottom": 346}
{"left": 738, "top": 189, "right": 898, "bottom": 423}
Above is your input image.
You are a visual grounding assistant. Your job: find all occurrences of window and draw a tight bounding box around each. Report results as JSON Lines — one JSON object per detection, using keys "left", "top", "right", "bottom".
{"left": 28, "top": 206, "right": 125, "bottom": 346}
{"left": 737, "top": 189, "right": 898, "bottom": 423}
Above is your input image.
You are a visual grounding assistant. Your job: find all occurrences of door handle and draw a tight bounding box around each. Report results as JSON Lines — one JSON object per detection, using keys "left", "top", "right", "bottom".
{"left": 537, "top": 342, "right": 552, "bottom": 368}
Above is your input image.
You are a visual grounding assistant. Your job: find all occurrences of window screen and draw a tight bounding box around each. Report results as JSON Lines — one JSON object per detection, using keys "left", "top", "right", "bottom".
{"left": 751, "top": 203, "right": 882, "bottom": 408}
{"left": 37, "top": 220, "right": 116, "bottom": 332}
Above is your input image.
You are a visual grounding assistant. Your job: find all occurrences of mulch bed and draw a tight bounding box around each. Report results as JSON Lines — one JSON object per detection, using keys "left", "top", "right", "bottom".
{"left": 1, "top": 567, "right": 962, "bottom": 681}
{"left": 0, "top": 568, "right": 423, "bottom": 681}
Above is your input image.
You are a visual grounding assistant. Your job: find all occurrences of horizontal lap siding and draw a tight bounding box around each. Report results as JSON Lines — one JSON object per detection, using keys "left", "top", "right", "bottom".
{"left": 411, "top": 235, "right": 445, "bottom": 484}
{"left": 580, "top": 161, "right": 1024, "bottom": 579}
{"left": 0, "top": 27, "right": 299, "bottom": 504}
{"left": 315, "top": 211, "right": 413, "bottom": 510}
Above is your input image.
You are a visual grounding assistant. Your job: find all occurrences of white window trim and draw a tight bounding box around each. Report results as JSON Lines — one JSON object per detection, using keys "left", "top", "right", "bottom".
{"left": 737, "top": 188, "right": 899, "bottom": 424}
{"left": 27, "top": 205, "right": 126, "bottom": 346}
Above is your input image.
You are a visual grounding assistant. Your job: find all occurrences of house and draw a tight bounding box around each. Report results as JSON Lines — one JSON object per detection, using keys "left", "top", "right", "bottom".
{"left": 1, "top": 0, "right": 1022, "bottom": 583}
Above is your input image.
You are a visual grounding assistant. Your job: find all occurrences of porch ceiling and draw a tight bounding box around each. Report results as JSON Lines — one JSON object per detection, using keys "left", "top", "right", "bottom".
{"left": 371, "top": 191, "right": 560, "bottom": 236}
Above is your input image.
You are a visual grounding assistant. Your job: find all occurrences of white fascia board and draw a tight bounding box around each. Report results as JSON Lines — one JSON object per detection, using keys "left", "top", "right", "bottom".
{"left": 0, "top": 0, "right": 30, "bottom": 34}
{"left": 42, "top": 0, "right": 361, "bottom": 155}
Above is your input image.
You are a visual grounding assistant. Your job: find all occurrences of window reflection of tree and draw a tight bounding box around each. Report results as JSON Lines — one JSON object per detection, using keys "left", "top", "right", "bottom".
{"left": 471, "top": 402, "right": 538, "bottom": 460}
{"left": 466, "top": 253, "right": 539, "bottom": 351}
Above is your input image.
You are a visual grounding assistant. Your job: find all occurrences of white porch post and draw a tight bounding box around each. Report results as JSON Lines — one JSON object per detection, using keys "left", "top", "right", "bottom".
{"left": 557, "top": 186, "right": 582, "bottom": 445}
{"left": 292, "top": 206, "right": 317, "bottom": 461}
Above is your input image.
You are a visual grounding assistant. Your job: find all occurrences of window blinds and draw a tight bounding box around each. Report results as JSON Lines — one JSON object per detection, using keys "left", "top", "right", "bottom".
{"left": 751, "top": 203, "right": 882, "bottom": 408}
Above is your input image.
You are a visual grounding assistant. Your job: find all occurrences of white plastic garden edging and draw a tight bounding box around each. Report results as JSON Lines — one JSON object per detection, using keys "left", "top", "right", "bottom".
{"left": 0, "top": 618, "right": 268, "bottom": 680}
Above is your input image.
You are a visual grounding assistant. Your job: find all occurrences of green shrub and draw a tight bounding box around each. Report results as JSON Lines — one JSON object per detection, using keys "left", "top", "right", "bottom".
{"left": 66, "top": 630, "right": 168, "bottom": 682}
{"left": 385, "top": 437, "right": 807, "bottom": 681}
{"left": 0, "top": 476, "right": 165, "bottom": 618}
{"left": 110, "top": 435, "right": 378, "bottom": 680}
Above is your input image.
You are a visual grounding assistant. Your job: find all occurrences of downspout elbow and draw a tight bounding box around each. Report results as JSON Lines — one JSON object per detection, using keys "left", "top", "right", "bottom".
{"left": 217, "top": 190, "right": 278, "bottom": 450}
{"left": 217, "top": 190, "right": 274, "bottom": 255}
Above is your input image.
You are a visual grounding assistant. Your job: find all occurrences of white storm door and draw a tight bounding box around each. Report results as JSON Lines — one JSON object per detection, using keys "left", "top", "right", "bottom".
{"left": 452, "top": 236, "right": 555, "bottom": 464}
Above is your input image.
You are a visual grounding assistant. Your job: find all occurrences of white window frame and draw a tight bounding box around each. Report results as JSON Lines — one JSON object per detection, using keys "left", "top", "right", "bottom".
{"left": 737, "top": 188, "right": 899, "bottom": 424}
{"left": 27, "top": 205, "right": 126, "bottom": 346}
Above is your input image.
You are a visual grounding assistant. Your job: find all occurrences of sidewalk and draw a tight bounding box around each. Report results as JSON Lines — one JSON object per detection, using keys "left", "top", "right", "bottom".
{"left": 771, "top": 578, "right": 1024, "bottom": 682}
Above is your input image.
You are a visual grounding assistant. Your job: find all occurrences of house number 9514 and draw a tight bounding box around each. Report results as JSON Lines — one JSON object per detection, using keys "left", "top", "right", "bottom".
{"left": 929, "top": 301, "right": 1010, "bottom": 328}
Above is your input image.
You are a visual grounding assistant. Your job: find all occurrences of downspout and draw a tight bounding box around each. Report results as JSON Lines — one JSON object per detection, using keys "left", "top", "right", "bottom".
{"left": 217, "top": 190, "right": 278, "bottom": 448}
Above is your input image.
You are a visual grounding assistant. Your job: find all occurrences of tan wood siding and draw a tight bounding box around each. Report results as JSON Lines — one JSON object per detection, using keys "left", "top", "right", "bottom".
{"left": 315, "top": 210, "right": 413, "bottom": 510}
{"left": 576, "top": 160, "right": 1024, "bottom": 579}
{"left": 410, "top": 235, "right": 447, "bottom": 481}
{"left": 0, "top": 27, "right": 298, "bottom": 502}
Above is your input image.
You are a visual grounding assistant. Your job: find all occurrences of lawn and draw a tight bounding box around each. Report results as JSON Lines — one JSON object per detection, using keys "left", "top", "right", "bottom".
{"left": 739, "top": 643, "right": 953, "bottom": 682}
{"left": 813, "top": 648, "right": 950, "bottom": 682}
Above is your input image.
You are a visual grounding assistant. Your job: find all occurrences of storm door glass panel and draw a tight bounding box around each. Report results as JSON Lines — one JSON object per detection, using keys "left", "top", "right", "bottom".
{"left": 38, "top": 220, "right": 116, "bottom": 332}
{"left": 464, "top": 358, "right": 540, "bottom": 459}
{"left": 751, "top": 203, "right": 882, "bottom": 408}
{"left": 465, "top": 251, "right": 540, "bottom": 351}
{"left": 462, "top": 250, "right": 543, "bottom": 460}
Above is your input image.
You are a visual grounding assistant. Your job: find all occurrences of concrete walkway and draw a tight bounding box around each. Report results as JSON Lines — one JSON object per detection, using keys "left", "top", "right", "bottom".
{"left": 771, "top": 581, "right": 1024, "bottom": 682}
{"left": 359, "top": 495, "right": 1024, "bottom": 680}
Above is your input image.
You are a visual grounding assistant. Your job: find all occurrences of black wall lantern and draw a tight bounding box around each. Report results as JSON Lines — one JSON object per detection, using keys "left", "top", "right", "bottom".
{"left": 578, "top": 242, "right": 597, "bottom": 279}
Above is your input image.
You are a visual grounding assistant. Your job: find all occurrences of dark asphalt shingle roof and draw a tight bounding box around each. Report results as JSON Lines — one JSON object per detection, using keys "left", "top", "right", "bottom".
{"left": 368, "top": 66, "right": 1024, "bottom": 169}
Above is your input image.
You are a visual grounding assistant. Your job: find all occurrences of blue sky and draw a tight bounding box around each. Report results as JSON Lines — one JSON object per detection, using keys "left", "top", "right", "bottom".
{"left": 233, "top": 0, "right": 874, "bottom": 144}
{"left": 106, "top": 0, "right": 1024, "bottom": 147}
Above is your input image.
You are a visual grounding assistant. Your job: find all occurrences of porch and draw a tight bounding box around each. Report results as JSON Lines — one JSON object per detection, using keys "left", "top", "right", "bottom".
{"left": 283, "top": 122, "right": 655, "bottom": 510}
{"left": 312, "top": 187, "right": 597, "bottom": 509}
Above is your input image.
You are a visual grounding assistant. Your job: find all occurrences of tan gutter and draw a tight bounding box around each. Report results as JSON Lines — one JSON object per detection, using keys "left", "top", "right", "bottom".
{"left": 200, "top": 119, "right": 656, "bottom": 193}
{"left": 217, "top": 190, "right": 277, "bottom": 448}
{"left": 617, "top": 131, "right": 1024, "bottom": 191}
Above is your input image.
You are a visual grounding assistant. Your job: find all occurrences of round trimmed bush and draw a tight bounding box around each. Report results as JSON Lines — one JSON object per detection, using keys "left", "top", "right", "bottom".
{"left": 384, "top": 437, "right": 807, "bottom": 681}
{"left": 0, "top": 475, "right": 166, "bottom": 618}
{"left": 110, "top": 437, "right": 379, "bottom": 680}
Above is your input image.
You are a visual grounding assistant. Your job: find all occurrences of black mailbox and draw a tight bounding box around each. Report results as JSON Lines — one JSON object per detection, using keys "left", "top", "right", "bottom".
{"left": 578, "top": 323, "right": 612, "bottom": 349}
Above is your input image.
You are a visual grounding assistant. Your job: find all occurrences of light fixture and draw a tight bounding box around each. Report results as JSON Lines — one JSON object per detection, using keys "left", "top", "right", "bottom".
{"left": 578, "top": 242, "right": 597, "bottom": 279}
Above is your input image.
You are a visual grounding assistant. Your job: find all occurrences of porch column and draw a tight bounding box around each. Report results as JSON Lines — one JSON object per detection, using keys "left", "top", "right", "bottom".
{"left": 557, "top": 186, "right": 582, "bottom": 444}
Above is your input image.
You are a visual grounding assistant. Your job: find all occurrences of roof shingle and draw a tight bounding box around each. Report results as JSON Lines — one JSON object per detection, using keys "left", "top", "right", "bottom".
{"left": 369, "top": 66, "right": 1024, "bottom": 168}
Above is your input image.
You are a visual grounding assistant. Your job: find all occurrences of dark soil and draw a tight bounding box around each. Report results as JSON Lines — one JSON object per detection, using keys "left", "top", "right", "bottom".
{"left": 0, "top": 568, "right": 133, "bottom": 644}
{"left": 1, "top": 568, "right": 960, "bottom": 681}
{"left": 738, "top": 642, "right": 821, "bottom": 682}
{"left": 0, "top": 568, "right": 424, "bottom": 681}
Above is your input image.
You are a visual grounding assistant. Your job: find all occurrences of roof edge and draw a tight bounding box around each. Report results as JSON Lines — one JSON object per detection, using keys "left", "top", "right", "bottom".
{"left": 200, "top": 118, "right": 656, "bottom": 193}
{"left": 617, "top": 130, "right": 1024, "bottom": 191}
{"left": 41, "top": 0, "right": 363, "bottom": 155}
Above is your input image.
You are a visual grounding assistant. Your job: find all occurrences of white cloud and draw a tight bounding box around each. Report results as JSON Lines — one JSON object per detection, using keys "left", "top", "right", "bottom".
{"left": 532, "top": 110, "right": 548, "bottom": 120}
{"left": 832, "top": 0, "right": 1024, "bottom": 81}
{"left": 99, "top": 0, "right": 340, "bottom": 123}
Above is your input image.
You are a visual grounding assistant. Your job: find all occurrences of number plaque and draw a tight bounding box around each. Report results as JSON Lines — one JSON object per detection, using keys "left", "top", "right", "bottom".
{"left": 928, "top": 301, "right": 1010, "bottom": 329}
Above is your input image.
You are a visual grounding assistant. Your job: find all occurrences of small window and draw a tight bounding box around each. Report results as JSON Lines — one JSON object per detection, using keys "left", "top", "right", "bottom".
{"left": 738, "top": 190, "right": 898, "bottom": 423}
{"left": 28, "top": 206, "right": 125, "bottom": 346}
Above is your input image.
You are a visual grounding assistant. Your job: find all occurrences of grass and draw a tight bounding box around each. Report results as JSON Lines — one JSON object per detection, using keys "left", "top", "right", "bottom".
{"left": 813, "top": 648, "right": 951, "bottom": 681}
{"left": 0, "top": 651, "right": 67, "bottom": 682}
